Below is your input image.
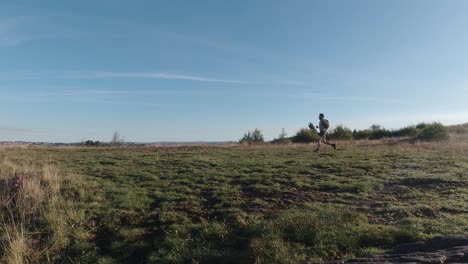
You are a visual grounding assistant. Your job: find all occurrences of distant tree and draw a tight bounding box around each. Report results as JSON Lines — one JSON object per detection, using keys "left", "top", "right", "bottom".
{"left": 240, "top": 131, "right": 252, "bottom": 144}
{"left": 370, "top": 124, "right": 382, "bottom": 131}
{"left": 252, "top": 129, "right": 264, "bottom": 143}
{"left": 239, "top": 129, "right": 264, "bottom": 144}
{"left": 279, "top": 128, "right": 287, "bottom": 140}
{"left": 111, "top": 131, "right": 124, "bottom": 146}
{"left": 272, "top": 128, "right": 291, "bottom": 144}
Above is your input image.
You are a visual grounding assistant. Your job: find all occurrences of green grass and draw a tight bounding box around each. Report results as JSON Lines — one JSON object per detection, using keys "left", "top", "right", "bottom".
{"left": 2, "top": 143, "right": 468, "bottom": 263}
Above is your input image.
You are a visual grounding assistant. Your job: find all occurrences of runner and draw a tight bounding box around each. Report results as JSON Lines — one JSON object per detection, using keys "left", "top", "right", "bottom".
{"left": 312, "top": 113, "right": 336, "bottom": 152}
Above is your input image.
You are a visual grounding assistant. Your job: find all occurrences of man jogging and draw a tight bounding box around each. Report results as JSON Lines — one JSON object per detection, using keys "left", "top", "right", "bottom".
{"left": 310, "top": 113, "right": 336, "bottom": 152}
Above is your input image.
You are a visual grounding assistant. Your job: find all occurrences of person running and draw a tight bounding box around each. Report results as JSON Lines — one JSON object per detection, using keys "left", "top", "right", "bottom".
{"left": 311, "top": 113, "right": 336, "bottom": 152}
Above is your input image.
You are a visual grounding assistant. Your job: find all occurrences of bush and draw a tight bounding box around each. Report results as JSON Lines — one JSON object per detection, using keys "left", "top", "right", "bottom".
{"left": 271, "top": 138, "right": 292, "bottom": 144}
{"left": 353, "top": 129, "right": 371, "bottom": 140}
{"left": 416, "top": 123, "right": 428, "bottom": 129}
{"left": 351, "top": 122, "right": 449, "bottom": 141}
{"left": 392, "top": 126, "right": 419, "bottom": 138}
{"left": 292, "top": 128, "right": 320, "bottom": 143}
{"left": 352, "top": 124, "right": 418, "bottom": 140}
{"left": 239, "top": 129, "right": 264, "bottom": 144}
{"left": 83, "top": 140, "right": 102, "bottom": 146}
{"left": 328, "top": 125, "right": 353, "bottom": 140}
{"left": 417, "top": 122, "right": 448, "bottom": 141}
{"left": 369, "top": 128, "right": 392, "bottom": 140}
{"left": 370, "top": 124, "right": 382, "bottom": 131}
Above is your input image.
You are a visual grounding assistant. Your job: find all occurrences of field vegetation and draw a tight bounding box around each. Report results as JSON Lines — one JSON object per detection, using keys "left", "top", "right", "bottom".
{"left": 0, "top": 131, "right": 466, "bottom": 263}
{"left": 0, "top": 147, "right": 88, "bottom": 263}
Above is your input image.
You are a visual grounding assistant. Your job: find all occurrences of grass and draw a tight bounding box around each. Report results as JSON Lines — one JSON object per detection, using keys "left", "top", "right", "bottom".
{"left": 0, "top": 141, "right": 467, "bottom": 263}
{"left": 0, "top": 149, "right": 89, "bottom": 263}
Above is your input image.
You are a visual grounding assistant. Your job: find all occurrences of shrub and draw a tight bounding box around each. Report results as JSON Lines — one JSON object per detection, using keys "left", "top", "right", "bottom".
{"left": 239, "top": 129, "right": 264, "bottom": 144}
{"left": 271, "top": 138, "right": 292, "bottom": 144}
{"left": 416, "top": 123, "right": 428, "bottom": 129}
{"left": 417, "top": 122, "right": 448, "bottom": 141}
{"left": 351, "top": 123, "right": 447, "bottom": 141}
{"left": 392, "top": 126, "right": 419, "bottom": 138}
{"left": 328, "top": 125, "right": 353, "bottom": 140}
{"left": 369, "top": 128, "right": 392, "bottom": 140}
{"left": 292, "top": 128, "right": 320, "bottom": 143}
{"left": 353, "top": 129, "right": 371, "bottom": 140}
{"left": 370, "top": 124, "right": 382, "bottom": 131}
{"left": 83, "top": 140, "right": 102, "bottom": 146}
{"left": 352, "top": 124, "right": 419, "bottom": 140}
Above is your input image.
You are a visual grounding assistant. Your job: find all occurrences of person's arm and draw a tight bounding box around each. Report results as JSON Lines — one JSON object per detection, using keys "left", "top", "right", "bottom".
{"left": 309, "top": 123, "right": 319, "bottom": 132}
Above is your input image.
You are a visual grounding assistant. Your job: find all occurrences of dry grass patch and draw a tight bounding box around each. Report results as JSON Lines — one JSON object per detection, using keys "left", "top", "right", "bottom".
{"left": 0, "top": 154, "right": 86, "bottom": 264}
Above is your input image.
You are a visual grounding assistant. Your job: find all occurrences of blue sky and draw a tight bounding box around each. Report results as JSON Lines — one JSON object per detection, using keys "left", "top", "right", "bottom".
{"left": 1, "top": 0, "right": 467, "bottom": 142}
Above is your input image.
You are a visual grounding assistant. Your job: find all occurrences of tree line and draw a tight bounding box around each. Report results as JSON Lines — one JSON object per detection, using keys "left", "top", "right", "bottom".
{"left": 240, "top": 122, "right": 449, "bottom": 144}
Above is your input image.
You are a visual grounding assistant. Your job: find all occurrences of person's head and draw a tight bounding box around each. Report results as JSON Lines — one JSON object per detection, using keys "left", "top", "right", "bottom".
{"left": 319, "top": 113, "right": 325, "bottom": 120}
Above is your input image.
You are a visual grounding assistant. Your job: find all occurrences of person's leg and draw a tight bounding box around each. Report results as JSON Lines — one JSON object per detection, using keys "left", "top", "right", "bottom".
{"left": 315, "top": 139, "right": 320, "bottom": 151}
{"left": 322, "top": 135, "right": 336, "bottom": 150}
{"left": 315, "top": 137, "right": 323, "bottom": 152}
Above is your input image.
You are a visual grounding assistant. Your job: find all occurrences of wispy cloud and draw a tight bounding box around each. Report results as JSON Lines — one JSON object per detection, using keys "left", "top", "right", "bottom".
{"left": 0, "top": 87, "right": 184, "bottom": 107}
{"left": 76, "top": 71, "right": 252, "bottom": 84}
{"left": 0, "top": 16, "right": 37, "bottom": 47}
{"left": 266, "top": 92, "right": 404, "bottom": 104}
{"left": 62, "top": 88, "right": 184, "bottom": 96}
{"left": 160, "top": 30, "right": 250, "bottom": 54}
{"left": 0, "top": 69, "right": 313, "bottom": 86}
{"left": 0, "top": 126, "right": 39, "bottom": 134}
{"left": 0, "top": 70, "right": 257, "bottom": 84}
{"left": 319, "top": 95, "right": 403, "bottom": 104}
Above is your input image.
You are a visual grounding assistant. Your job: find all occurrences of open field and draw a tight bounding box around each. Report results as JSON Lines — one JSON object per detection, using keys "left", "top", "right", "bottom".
{"left": 1, "top": 141, "right": 467, "bottom": 263}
